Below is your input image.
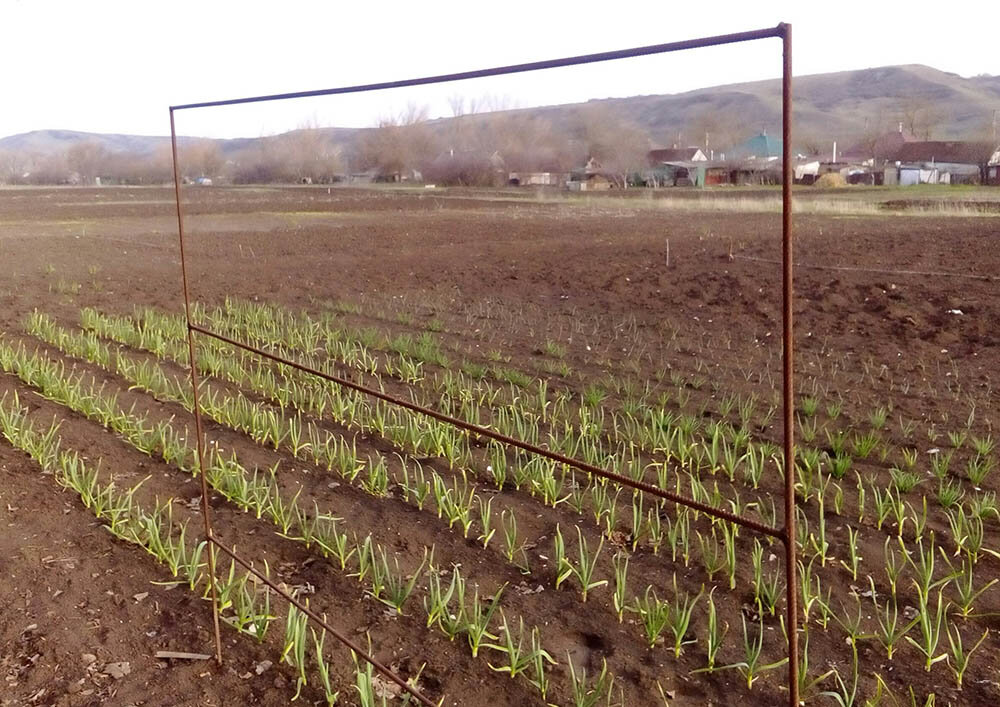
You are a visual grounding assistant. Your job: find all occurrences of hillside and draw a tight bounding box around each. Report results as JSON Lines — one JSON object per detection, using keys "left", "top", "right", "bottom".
{"left": 1, "top": 64, "right": 996, "bottom": 180}
{"left": 541, "top": 64, "right": 999, "bottom": 148}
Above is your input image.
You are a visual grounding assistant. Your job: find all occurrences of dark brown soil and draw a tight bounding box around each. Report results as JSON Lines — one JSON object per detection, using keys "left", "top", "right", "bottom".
{"left": 1, "top": 185, "right": 998, "bottom": 707}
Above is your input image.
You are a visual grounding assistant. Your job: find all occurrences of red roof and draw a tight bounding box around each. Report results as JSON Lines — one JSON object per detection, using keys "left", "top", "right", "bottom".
{"left": 892, "top": 141, "right": 996, "bottom": 165}
{"left": 841, "top": 129, "right": 916, "bottom": 162}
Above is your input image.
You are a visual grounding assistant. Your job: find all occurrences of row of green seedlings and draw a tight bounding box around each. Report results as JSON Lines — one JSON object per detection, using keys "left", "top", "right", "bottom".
{"left": 611, "top": 515, "right": 996, "bottom": 699}
{"left": 0, "top": 380, "right": 969, "bottom": 705}
{"left": 74, "top": 308, "right": 477, "bottom": 463}
{"left": 216, "top": 297, "right": 1000, "bottom": 512}
{"left": 606, "top": 494, "right": 998, "bottom": 698}
{"left": 88, "top": 308, "right": 795, "bottom": 560}
{"left": 111, "top": 298, "right": 457, "bottom": 390}
{"left": 56, "top": 305, "right": 984, "bottom": 663}
{"left": 32, "top": 314, "right": 474, "bottom": 487}
{"left": 412, "top": 285, "right": 992, "bottom": 462}
{"left": 25, "top": 317, "right": 656, "bottom": 584}
{"left": 41, "top": 312, "right": 1000, "bottom": 696}
{"left": 206, "top": 298, "right": 454, "bottom": 369}
{"left": 0, "top": 391, "right": 371, "bottom": 706}
{"left": 28, "top": 313, "right": 1000, "bottom": 636}
{"left": 263, "top": 292, "right": 759, "bottom": 395}
{"left": 168, "top": 302, "right": 782, "bottom": 466}
{"left": 70, "top": 299, "right": 1000, "bottom": 546}
{"left": 5, "top": 329, "right": 820, "bottom": 703}
{"left": 202, "top": 296, "right": 591, "bottom": 385}
{"left": 9, "top": 325, "right": 776, "bottom": 679}
{"left": 209, "top": 297, "right": 761, "bottom": 422}
{"left": 799, "top": 534, "right": 994, "bottom": 704}
{"left": 792, "top": 440, "right": 995, "bottom": 524}
{"left": 788, "top": 461, "right": 999, "bottom": 675}
{"left": 795, "top": 454, "right": 998, "bottom": 568}
{"left": 796, "top": 409, "right": 996, "bottom": 496}
{"left": 223, "top": 292, "right": 991, "bottom": 469}
{"left": 47, "top": 311, "right": 790, "bottom": 582}
{"left": 794, "top": 455, "right": 999, "bottom": 698}
{"left": 0, "top": 341, "right": 621, "bottom": 706}
{"left": 796, "top": 394, "right": 976, "bottom": 449}
{"left": 103, "top": 303, "right": 784, "bottom": 493}
{"left": 115, "top": 301, "right": 995, "bottom": 551}
{"left": 305, "top": 306, "right": 988, "bottom": 700}
{"left": 195, "top": 297, "right": 906, "bottom": 470}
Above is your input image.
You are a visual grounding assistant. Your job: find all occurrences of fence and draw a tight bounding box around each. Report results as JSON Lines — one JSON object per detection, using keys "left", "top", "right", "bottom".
{"left": 169, "top": 23, "right": 797, "bottom": 706}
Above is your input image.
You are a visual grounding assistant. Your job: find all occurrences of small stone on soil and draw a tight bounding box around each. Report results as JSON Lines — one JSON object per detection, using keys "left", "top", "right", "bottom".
{"left": 102, "top": 661, "right": 131, "bottom": 679}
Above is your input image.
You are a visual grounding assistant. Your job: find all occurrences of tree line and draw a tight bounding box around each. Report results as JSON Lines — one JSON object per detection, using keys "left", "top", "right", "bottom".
{"left": 2, "top": 95, "right": 993, "bottom": 187}
{"left": 0, "top": 103, "right": 654, "bottom": 187}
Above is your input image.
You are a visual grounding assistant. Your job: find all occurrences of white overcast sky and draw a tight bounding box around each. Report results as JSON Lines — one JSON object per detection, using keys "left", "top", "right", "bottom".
{"left": 2, "top": 0, "right": 997, "bottom": 140}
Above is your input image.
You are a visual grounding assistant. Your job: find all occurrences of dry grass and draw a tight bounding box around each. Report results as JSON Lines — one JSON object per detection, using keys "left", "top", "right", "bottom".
{"left": 559, "top": 194, "right": 1000, "bottom": 217}
{"left": 814, "top": 173, "right": 847, "bottom": 189}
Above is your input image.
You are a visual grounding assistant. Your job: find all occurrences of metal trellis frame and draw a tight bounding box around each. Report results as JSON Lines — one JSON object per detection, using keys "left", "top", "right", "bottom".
{"left": 169, "top": 23, "right": 797, "bottom": 706}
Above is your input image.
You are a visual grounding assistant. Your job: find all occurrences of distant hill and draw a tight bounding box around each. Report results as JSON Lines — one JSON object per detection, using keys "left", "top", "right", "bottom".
{"left": 2, "top": 64, "right": 997, "bottom": 179}
{"left": 524, "top": 64, "right": 999, "bottom": 150}
{"left": 0, "top": 129, "right": 256, "bottom": 158}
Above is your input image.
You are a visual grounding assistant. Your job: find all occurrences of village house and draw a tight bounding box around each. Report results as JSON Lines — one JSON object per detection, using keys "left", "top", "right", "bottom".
{"left": 566, "top": 157, "right": 620, "bottom": 191}
{"left": 643, "top": 147, "right": 709, "bottom": 186}
{"left": 647, "top": 147, "right": 708, "bottom": 164}
{"left": 507, "top": 171, "right": 564, "bottom": 186}
{"left": 887, "top": 141, "right": 997, "bottom": 185}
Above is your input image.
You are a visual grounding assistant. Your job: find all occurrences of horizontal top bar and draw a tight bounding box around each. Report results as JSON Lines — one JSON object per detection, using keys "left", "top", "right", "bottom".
{"left": 171, "top": 24, "right": 787, "bottom": 111}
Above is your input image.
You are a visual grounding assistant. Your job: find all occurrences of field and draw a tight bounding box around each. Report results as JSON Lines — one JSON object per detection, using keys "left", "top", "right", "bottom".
{"left": 1, "top": 184, "right": 998, "bottom": 707}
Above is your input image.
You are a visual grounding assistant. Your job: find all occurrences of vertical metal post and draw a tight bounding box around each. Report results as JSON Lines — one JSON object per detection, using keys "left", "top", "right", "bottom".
{"left": 169, "top": 108, "right": 224, "bottom": 665}
{"left": 779, "top": 22, "right": 800, "bottom": 707}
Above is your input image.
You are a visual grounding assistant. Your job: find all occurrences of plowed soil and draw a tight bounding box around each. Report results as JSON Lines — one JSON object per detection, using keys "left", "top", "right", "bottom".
{"left": 1, "top": 185, "right": 998, "bottom": 707}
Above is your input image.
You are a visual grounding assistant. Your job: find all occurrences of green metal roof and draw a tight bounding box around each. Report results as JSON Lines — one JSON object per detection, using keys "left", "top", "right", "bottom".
{"left": 734, "top": 133, "right": 782, "bottom": 158}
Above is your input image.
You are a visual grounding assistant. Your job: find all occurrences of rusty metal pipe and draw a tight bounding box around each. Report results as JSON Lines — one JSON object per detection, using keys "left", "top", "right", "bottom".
{"left": 171, "top": 26, "right": 785, "bottom": 111}
{"left": 779, "top": 22, "right": 800, "bottom": 707}
{"left": 169, "top": 107, "right": 224, "bottom": 666}
{"left": 208, "top": 536, "right": 438, "bottom": 707}
{"left": 190, "top": 323, "right": 784, "bottom": 540}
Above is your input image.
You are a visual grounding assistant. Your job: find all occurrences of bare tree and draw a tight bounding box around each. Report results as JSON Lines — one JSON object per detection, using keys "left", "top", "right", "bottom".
{"left": 352, "top": 103, "right": 436, "bottom": 180}
{"left": 856, "top": 112, "right": 883, "bottom": 160}
{"left": 447, "top": 94, "right": 466, "bottom": 118}
{"left": 277, "top": 124, "right": 344, "bottom": 183}
{"left": 575, "top": 104, "right": 650, "bottom": 187}
{"left": 0, "top": 150, "right": 27, "bottom": 184}
{"left": 180, "top": 139, "right": 224, "bottom": 179}
{"left": 66, "top": 141, "right": 109, "bottom": 184}
{"left": 229, "top": 138, "right": 284, "bottom": 184}
{"left": 897, "top": 97, "right": 942, "bottom": 141}
{"left": 798, "top": 132, "right": 828, "bottom": 159}
{"left": 683, "top": 107, "right": 747, "bottom": 157}
{"left": 26, "top": 152, "right": 71, "bottom": 184}
{"left": 960, "top": 110, "right": 1000, "bottom": 144}
{"left": 492, "top": 113, "right": 573, "bottom": 172}
{"left": 104, "top": 149, "right": 172, "bottom": 184}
